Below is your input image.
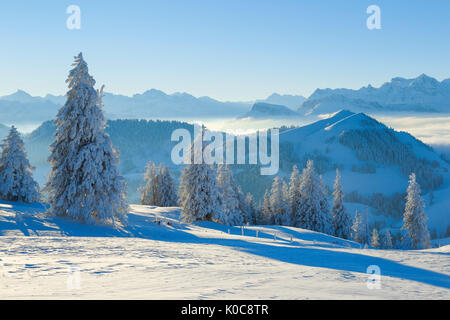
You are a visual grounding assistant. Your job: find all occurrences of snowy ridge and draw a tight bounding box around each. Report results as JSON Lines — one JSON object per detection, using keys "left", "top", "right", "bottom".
{"left": 300, "top": 74, "right": 450, "bottom": 115}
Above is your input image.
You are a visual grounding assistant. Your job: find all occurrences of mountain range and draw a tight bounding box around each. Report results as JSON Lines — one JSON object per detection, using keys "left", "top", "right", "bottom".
{"left": 1, "top": 74, "right": 448, "bottom": 124}
{"left": 299, "top": 74, "right": 450, "bottom": 116}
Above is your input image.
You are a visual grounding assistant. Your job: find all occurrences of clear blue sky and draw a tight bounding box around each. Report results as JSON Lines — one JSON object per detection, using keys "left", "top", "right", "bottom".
{"left": 0, "top": 0, "right": 449, "bottom": 101}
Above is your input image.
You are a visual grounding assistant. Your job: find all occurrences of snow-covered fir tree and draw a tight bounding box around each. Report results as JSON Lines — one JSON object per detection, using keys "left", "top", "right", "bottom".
{"left": 45, "top": 53, "right": 128, "bottom": 224}
{"left": 294, "top": 160, "right": 330, "bottom": 233}
{"left": 217, "top": 164, "right": 243, "bottom": 226}
{"left": 381, "top": 230, "right": 393, "bottom": 249}
{"left": 370, "top": 228, "right": 380, "bottom": 248}
{"left": 262, "top": 189, "right": 273, "bottom": 224}
{"left": 318, "top": 175, "right": 332, "bottom": 234}
{"left": 288, "top": 165, "right": 302, "bottom": 226}
{"left": 0, "top": 126, "right": 40, "bottom": 203}
{"left": 400, "top": 227, "right": 414, "bottom": 249}
{"left": 179, "top": 127, "right": 222, "bottom": 224}
{"left": 401, "top": 173, "right": 431, "bottom": 249}
{"left": 270, "top": 176, "right": 288, "bottom": 225}
{"left": 245, "top": 192, "right": 258, "bottom": 225}
{"left": 157, "top": 166, "right": 178, "bottom": 207}
{"left": 140, "top": 161, "right": 157, "bottom": 205}
{"left": 331, "top": 169, "right": 351, "bottom": 239}
{"left": 351, "top": 209, "right": 369, "bottom": 245}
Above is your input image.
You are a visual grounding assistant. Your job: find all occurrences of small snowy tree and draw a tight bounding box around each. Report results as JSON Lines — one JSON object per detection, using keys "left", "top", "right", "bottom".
{"left": 140, "top": 161, "right": 157, "bottom": 205}
{"left": 179, "top": 127, "right": 222, "bottom": 224}
{"left": 294, "top": 160, "right": 330, "bottom": 233}
{"left": 381, "top": 230, "right": 393, "bottom": 249}
{"left": 262, "top": 189, "right": 273, "bottom": 224}
{"left": 352, "top": 209, "right": 369, "bottom": 245}
{"left": 158, "top": 166, "right": 178, "bottom": 207}
{"left": 45, "top": 53, "right": 127, "bottom": 224}
{"left": 245, "top": 192, "right": 258, "bottom": 225}
{"left": 270, "top": 176, "right": 288, "bottom": 225}
{"left": 217, "top": 164, "right": 243, "bottom": 226}
{"left": 331, "top": 169, "right": 351, "bottom": 239}
{"left": 288, "top": 165, "right": 302, "bottom": 226}
{"left": 370, "top": 228, "right": 380, "bottom": 248}
{"left": 401, "top": 173, "right": 431, "bottom": 249}
{"left": 0, "top": 126, "right": 40, "bottom": 203}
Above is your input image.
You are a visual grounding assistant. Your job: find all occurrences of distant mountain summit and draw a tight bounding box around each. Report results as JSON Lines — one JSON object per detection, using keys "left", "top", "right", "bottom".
{"left": 258, "top": 93, "right": 306, "bottom": 110}
{"left": 240, "top": 102, "right": 301, "bottom": 119}
{"left": 300, "top": 74, "right": 450, "bottom": 115}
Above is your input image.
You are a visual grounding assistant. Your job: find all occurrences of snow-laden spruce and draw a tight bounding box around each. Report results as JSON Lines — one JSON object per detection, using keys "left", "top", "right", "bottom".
{"left": 370, "top": 228, "right": 380, "bottom": 248}
{"left": 216, "top": 164, "right": 243, "bottom": 226}
{"left": 140, "top": 161, "right": 157, "bottom": 205}
{"left": 294, "top": 160, "right": 331, "bottom": 233}
{"left": 401, "top": 173, "right": 431, "bottom": 249}
{"left": 331, "top": 169, "right": 351, "bottom": 239}
{"left": 381, "top": 230, "right": 393, "bottom": 249}
{"left": 0, "top": 126, "right": 40, "bottom": 203}
{"left": 288, "top": 165, "right": 301, "bottom": 224}
{"left": 45, "top": 53, "right": 128, "bottom": 224}
{"left": 179, "top": 128, "right": 222, "bottom": 223}
{"left": 261, "top": 189, "right": 272, "bottom": 224}
{"left": 351, "top": 209, "right": 370, "bottom": 245}
{"left": 269, "top": 176, "right": 289, "bottom": 225}
{"left": 140, "top": 162, "right": 178, "bottom": 207}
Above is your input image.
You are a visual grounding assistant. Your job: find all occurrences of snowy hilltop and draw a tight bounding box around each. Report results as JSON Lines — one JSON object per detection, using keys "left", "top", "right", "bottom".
{"left": 299, "top": 74, "right": 450, "bottom": 115}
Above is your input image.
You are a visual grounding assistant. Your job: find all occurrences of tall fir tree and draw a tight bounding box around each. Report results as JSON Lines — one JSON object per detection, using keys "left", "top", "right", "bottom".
{"left": 401, "top": 173, "right": 431, "bottom": 249}
{"left": 45, "top": 53, "right": 127, "bottom": 224}
{"left": 0, "top": 126, "right": 40, "bottom": 203}
{"left": 331, "top": 169, "right": 351, "bottom": 239}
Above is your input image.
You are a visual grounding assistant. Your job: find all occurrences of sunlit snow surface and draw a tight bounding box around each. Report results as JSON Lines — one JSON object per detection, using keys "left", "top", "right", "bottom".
{"left": 0, "top": 202, "right": 448, "bottom": 299}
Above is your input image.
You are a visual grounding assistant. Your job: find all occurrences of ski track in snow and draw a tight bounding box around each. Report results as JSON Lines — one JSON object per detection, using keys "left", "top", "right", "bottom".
{"left": 0, "top": 203, "right": 449, "bottom": 299}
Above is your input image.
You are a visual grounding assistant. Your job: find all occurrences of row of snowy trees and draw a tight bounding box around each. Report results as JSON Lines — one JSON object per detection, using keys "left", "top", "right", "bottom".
{"left": 261, "top": 161, "right": 352, "bottom": 239}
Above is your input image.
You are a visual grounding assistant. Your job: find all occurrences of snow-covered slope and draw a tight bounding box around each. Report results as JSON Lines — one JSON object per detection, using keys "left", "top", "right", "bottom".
{"left": 300, "top": 74, "right": 450, "bottom": 115}
{"left": 0, "top": 202, "right": 448, "bottom": 299}
{"left": 279, "top": 110, "right": 449, "bottom": 235}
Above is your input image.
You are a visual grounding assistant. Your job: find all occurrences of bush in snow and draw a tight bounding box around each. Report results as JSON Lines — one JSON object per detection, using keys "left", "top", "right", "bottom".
{"left": 45, "top": 53, "right": 128, "bottom": 224}
{"left": 401, "top": 173, "right": 431, "bottom": 249}
{"left": 0, "top": 126, "right": 40, "bottom": 203}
